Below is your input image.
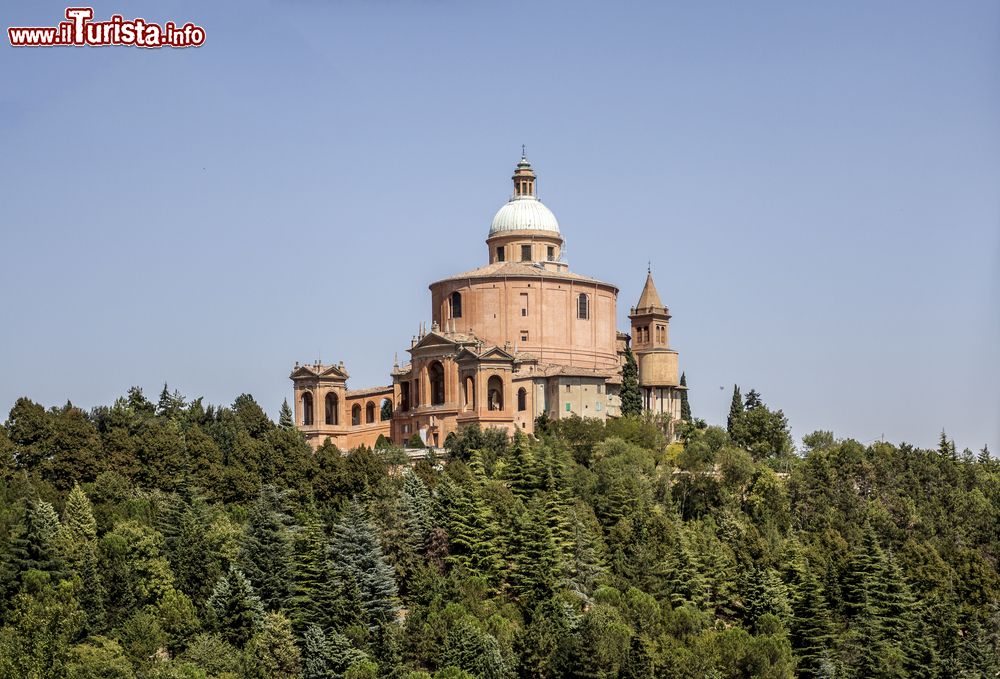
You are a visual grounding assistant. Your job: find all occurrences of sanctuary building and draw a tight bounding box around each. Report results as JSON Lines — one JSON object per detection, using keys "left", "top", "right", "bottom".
{"left": 290, "top": 154, "right": 684, "bottom": 449}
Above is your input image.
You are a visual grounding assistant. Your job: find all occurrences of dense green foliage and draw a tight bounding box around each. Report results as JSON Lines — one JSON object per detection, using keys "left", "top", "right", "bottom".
{"left": 0, "top": 386, "right": 997, "bottom": 678}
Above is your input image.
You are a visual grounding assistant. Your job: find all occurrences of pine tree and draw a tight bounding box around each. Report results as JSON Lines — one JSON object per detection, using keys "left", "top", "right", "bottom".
{"left": 399, "top": 468, "right": 433, "bottom": 553}
{"left": 434, "top": 475, "right": 501, "bottom": 580}
{"left": 242, "top": 612, "right": 301, "bottom": 679}
{"left": 443, "top": 618, "right": 507, "bottom": 679}
{"left": 301, "top": 625, "right": 335, "bottom": 679}
{"left": 278, "top": 399, "right": 295, "bottom": 429}
{"left": 508, "top": 498, "right": 561, "bottom": 609}
{"left": 741, "top": 566, "right": 791, "bottom": 631}
{"left": 620, "top": 634, "right": 653, "bottom": 679}
{"left": 661, "top": 529, "right": 708, "bottom": 610}
{"left": 841, "top": 524, "right": 895, "bottom": 676}
{"left": 881, "top": 550, "right": 928, "bottom": 675}
{"left": 288, "top": 509, "right": 350, "bottom": 635}
{"left": 2, "top": 500, "right": 65, "bottom": 596}
{"left": 784, "top": 552, "right": 835, "bottom": 678}
{"left": 620, "top": 345, "right": 642, "bottom": 417}
{"left": 156, "top": 383, "right": 186, "bottom": 419}
{"left": 207, "top": 566, "right": 264, "bottom": 647}
{"left": 501, "top": 431, "right": 541, "bottom": 499}
{"left": 679, "top": 372, "right": 691, "bottom": 421}
{"left": 60, "top": 484, "right": 106, "bottom": 631}
{"left": 326, "top": 630, "right": 368, "bottom": 675}
{"left": 238, "top": 485, "right": 293, "bottom": 611}
{"left": 566, "top": 501, "right": 606, "bottom": 602}
{"left": 301, "top": 625, "right": 367, "bottom": 679}
{"left": 330, "top": 500, "right": 399, "bottom": 630}
{"left": 166, "top": 497, "right": 227, "bottom": 608}
{"left": 727, "top": 385, "right": 743, "bottom": 434}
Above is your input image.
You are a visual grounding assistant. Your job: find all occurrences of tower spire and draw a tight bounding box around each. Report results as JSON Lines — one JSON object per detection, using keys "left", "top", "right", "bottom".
{"left": 636, "top": 270, "right": 666, "bottom": 313}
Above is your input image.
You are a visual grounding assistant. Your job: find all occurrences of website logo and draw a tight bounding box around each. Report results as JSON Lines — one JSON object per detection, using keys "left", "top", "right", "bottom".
{"left": 8, "top": 7, "right": 206, "bottom": 48}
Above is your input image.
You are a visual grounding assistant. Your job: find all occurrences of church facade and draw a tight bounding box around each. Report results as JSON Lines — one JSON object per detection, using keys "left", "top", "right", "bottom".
{"left": 291, "top": 154, "right": 684, "bottom": 449}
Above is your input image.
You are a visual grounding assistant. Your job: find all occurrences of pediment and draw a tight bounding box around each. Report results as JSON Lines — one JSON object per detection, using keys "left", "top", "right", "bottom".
{"left": 409, "top": 331, "right": 463, "bottom": 352}
{"left": 455, "top": 345, "right": 515, "bottom": 364}
{"left": 479, "top": 346, "right": 515, "bottom": 361}
{"left": 290, "top": 364, "right": 349, "bottom": 380}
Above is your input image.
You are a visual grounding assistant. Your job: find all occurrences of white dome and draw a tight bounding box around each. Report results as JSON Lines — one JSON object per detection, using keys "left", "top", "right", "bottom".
{"left": 489, "top": 196, "right": 560, "bottom": 236}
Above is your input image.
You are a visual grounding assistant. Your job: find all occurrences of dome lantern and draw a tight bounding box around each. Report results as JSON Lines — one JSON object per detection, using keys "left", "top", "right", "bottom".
{"left": 488, "top": 152, "right": 561, "bottom": 238}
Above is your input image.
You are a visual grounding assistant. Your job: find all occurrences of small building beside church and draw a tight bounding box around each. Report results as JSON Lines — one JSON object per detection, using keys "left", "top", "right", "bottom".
{"left": 291, "top": 153, "right": 685, "bottom": 449}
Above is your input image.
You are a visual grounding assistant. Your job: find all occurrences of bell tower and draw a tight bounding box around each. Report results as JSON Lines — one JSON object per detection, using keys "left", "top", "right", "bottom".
{"left": 629, "top": 269, "right": 682, "bottom": 419}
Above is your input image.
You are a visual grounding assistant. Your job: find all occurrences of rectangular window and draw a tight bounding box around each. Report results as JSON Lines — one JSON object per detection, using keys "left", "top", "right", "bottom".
{"left": 520, "top": 331, "right": 528, "bottom": 342}
{"left": 547, "top": 246, "right": 555, "bottom": 261}
{"left": 521, "top": 244, "right": 532, "bottom": 261}
{"left": 565, "top": 402, "right": 571, "bottom": 412}
{"left": 520, "top": 292, "right": 528, "bottom": 317}
{"left": 596, "top": 402, "right": 603, "bottom": 412}
{"left": 496, "top": 247, "right": 505, "bottom": 262}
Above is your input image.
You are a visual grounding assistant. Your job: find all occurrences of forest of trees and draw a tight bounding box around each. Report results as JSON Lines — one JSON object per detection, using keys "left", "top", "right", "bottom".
{"left": 0, "top": 384, "right": 997, "bottom": 678}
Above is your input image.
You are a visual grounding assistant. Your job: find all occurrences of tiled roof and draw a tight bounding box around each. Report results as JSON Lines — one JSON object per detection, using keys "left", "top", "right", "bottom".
{"left": 346, "top": 385, "right": 393, "bottom": 398}
{"left": 435, "top": 262, "right": 615, "bottom": 287}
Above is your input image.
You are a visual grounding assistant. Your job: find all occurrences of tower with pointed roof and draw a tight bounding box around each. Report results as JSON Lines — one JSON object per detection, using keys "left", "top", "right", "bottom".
{"left": 629, "top": 269, "right": 684, "bottom": 420}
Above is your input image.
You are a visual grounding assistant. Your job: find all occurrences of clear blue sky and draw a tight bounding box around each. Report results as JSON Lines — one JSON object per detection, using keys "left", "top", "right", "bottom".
{"left": 2, "top": 1, "right": 998, "bottom": 453}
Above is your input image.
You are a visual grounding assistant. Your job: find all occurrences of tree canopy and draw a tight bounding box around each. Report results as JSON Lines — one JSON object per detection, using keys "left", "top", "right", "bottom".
{"left": 0, "top": 386, "right": 997, "bottom": 677}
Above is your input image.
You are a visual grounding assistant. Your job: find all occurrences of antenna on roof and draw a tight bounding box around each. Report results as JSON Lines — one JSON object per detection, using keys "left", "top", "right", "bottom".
{"left": 647, "top": 260, "right": 651, "bottom": 274}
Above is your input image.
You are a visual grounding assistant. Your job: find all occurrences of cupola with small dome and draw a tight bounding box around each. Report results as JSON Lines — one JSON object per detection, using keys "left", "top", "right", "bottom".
{"left": 486, "top": 151, "right": 566, "bottom": 270}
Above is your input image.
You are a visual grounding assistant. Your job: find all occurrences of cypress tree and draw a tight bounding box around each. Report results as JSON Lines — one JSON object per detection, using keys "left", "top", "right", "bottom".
{"left": 620, "top": 346, "right": 642, "bottom": 417}
{"left": 207, "top": 566, "right": 264, "bottom": 647}
{"left": 727, "top": 385, "right": 743, "bottom": 434}
{"left": 278, "top": 399, "right": 294, "bottom": 429}
{"left": 330, "top": 500, "right": 399, "bottom": 631}
{"left": 238, "top": 485, "right": 293, "bottom": 611}
{"left": 679, "top": 372, "right": 691, "bottom": 421}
